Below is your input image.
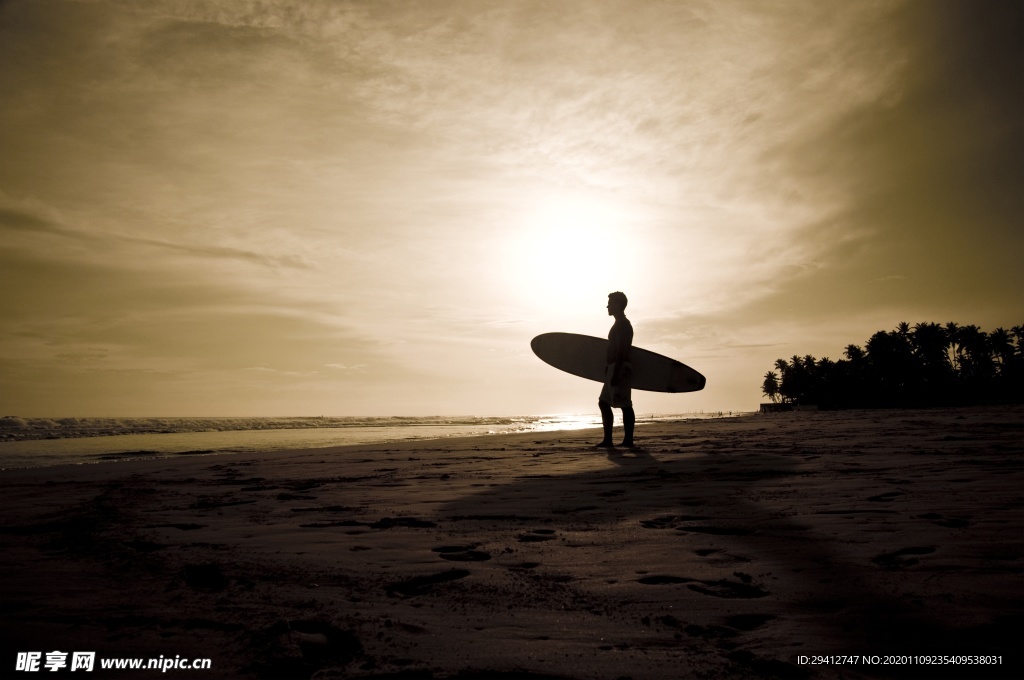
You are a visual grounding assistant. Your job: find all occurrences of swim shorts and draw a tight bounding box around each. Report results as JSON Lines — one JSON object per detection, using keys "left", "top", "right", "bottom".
{"left": 599, "top": 362, "right": 633, "bottom": 408}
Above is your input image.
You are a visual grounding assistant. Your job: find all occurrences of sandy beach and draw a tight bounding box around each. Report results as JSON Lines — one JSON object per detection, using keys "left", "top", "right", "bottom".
{"left": 1, "top": 407, "right": 1021, "bottom": 679}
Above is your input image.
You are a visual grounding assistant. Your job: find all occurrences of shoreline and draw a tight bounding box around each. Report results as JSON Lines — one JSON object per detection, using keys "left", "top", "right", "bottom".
{"left": 0, "top": 412, "right": 745, "bottom": 444}
{"left": 2, "top": 406, "right": 1021, "bottom": 678}
{"left": 0, "top": 412, "right": 749, "bottom": 473}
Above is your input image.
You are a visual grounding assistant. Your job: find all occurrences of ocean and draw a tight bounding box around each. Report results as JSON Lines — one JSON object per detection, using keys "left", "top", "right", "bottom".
{"left": 0, "top": 413, "right": 741, "bottom": 470}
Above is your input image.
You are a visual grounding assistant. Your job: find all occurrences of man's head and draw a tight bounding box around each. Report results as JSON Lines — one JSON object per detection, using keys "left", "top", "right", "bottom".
{"left": 607, "top": 291, "right": 628, "bottom": 316}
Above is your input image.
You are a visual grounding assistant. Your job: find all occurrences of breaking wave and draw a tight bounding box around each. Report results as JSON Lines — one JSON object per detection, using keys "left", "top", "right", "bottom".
{"left": 0, "top": 413, "right": 741, "bottom": 469}
{"left": 0, "top": 415, "right": 553, "bottom": 442}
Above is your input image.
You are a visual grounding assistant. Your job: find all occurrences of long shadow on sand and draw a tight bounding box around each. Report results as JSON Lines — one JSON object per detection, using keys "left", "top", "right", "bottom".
{"left": 437, "top": 437, "right": 1021, "bottom": 678}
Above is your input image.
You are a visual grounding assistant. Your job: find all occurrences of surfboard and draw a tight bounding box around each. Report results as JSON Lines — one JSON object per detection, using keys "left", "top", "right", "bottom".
{"left": 531, "top": 332, "right": 706, "bottom": 393}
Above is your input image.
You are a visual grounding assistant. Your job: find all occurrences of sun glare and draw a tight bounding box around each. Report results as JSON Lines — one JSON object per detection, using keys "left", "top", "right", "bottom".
{"left": 501, "top": 193, "right": 642, "bottom": 317}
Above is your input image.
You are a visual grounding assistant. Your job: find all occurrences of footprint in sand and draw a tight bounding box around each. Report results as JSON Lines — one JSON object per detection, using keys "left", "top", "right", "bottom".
{"left": 917, "top": 513, "right": 971, "bottom": 529}
{"left": 682, "top": 623, "right": 738, "bottom": 640}
{"left": 289, "top": 505, "right": 358, "bottom": 514}
{"left": 637, "top": 575, "right": 693, "bottom": 585}
{"left": 867, "top": 491, "right": 904, "bottom": 502}
{"left": 518, "top": 529, "right": 556, "bottom": 543}
{"left": 432, "top": 545, "right": 491, "bottom": 562}
{"left": 641, "top": 516, "right": 678, "bottom": 529}
{"left": 871, "top": 546, "right": 936, "bottom": 569}
{"left": 640, "top": 515, "right": 707, "bottom": 529}
{"left": 638, "top": 574, "right": 769, "bottom": 598}
{"left": 725, "top": 613, "right": 776, "bottom": 631}
{"left": 693, "top": 548, "right": 753, "bottom": 565}
{"left": 688, "top": 579, "right": 769, "bottom": 599}
{"left": 676, "top": 525, "right": 754, "bottom": 536}
{"left": 257, "top": 619, "right": 362, "bottom": 676}
{"left": 298, "top": 520, "right": 365, "bottom": 529}
{"left": 385, "top": 569, "right": 471, "bottom": 598}
{"left": 370, "top": 517, "right": 437, "bottom": 529}
{"left": 144, "top": 523, "right": 207, "bottom": 531}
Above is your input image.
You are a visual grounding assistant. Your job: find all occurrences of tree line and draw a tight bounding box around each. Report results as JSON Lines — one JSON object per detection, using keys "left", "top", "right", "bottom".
{"left": 762, "top": 322, "right": 1024, "bottom": 409}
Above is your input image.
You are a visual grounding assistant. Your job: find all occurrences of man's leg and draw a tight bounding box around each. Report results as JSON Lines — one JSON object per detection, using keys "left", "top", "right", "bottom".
{"left": 621, "top": 407, "right": 635, "bottom": 447}
{"left": 596, "top": 400, "right": 614, "bottom": 447}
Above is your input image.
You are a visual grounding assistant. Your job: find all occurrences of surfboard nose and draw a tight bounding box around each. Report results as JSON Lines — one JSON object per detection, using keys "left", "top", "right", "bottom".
{"left": 684, "top": 372, "right": 706, "bottom": 391}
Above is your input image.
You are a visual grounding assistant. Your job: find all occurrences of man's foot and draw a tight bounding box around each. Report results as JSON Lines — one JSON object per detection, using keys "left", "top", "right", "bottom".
{"left": 594, "top": 440, "right": 614, "bottom": 448}
{"left": 619, "top": 440, "right": 637, "bottom": 449}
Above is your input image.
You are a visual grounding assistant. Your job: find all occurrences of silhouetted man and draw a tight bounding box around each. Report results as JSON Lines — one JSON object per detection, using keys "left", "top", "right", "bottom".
{"left": 596, "top": 291, "right": 635, "bottom": 448}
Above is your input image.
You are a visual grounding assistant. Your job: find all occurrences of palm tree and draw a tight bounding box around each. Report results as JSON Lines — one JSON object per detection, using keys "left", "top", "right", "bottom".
{"left": 788, "top": 354, "right": 808, "bottom": 403}
{"left": 844, "top": 344, "right": 864, "bottom": 363}
{"left": 911, "top": 322, "right": 948, "bottom": 367}
{"left": 945, "top": 322, "right": 963, "bottom": 373}
{"left": 762, "top": 371, "right": 781, "bottom": 403}
{"left": 958, "top": 325, "right": 991, "bottom": 380}
{"left": 764, "top": 321, "right": 1023, "bottom": 409}
{"left": 910, "top": 321, "right": 953, "bottom": 404}
{"left": 866, "top": 329, "right": 916, "bottom": 405}
{"left": 1012, "top": 325, "right": 1024, "bottom": 356}
{"left": 837, "top": 345, "right": 867, "bottom": 408}
{"left": 772, "top": 359, "right": 792, "bottom": 403}
{"left": 990, "top": 328, "right": 1014, "bottom": 372}
{"left": 1006, "top": 325, "right": 1024, "bottom": 403}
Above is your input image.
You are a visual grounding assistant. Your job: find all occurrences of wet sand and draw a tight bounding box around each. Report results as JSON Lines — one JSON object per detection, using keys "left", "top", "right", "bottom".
{"left": 1, "top": 407, "right": 1022, "bottom": 679}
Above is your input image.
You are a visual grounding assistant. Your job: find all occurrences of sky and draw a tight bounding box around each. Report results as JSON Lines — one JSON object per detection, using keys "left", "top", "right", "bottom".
{"left": 1, "top": 0, "right": 1021, "bottom": 417}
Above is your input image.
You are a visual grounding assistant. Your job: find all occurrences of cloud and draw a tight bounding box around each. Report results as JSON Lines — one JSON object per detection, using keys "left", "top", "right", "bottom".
{"left": 0, "top": 202, "right": 309, "bottom": 269}
{"left": 0, "top": 230, "right": 394, "bottom": 416}
{"left": 1, "top": 0, "right": 1019, "bottom": 415}
{"left": 0, "top": 207, "right": 62, "bottom": 233}
{"left": 324, "top": 363, "right": 368, "bottom": 371}
{"left": 245, "top": 366, "right": 318, "bottom": 377}
{"left": 3, "top": 0, "right": 912, "bottom": 318}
